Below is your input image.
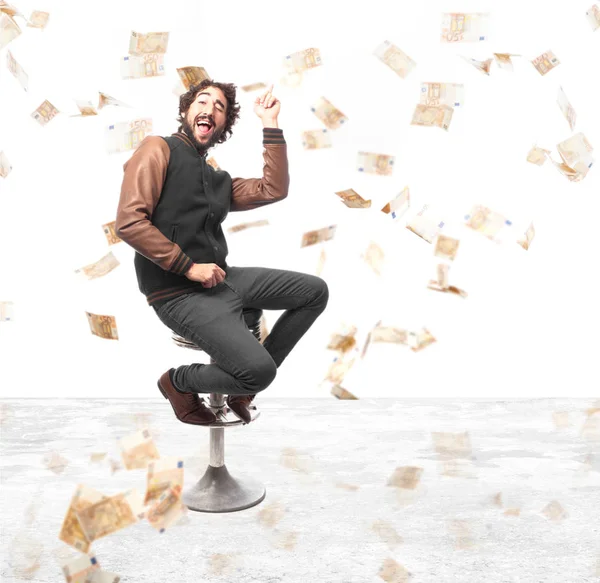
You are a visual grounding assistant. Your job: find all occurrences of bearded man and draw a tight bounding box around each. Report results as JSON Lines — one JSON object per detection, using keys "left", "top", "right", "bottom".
{"left": 115, "top": 80, "right": 329, "bottom": 425}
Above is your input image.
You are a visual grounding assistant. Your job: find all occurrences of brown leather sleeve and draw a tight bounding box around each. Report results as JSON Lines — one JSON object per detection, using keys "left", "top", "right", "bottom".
{"left": 230, "top": 128, "right": 290, "bottom": 212}
{"left": 115, "top": 136, "right": 193, "bottom": 275}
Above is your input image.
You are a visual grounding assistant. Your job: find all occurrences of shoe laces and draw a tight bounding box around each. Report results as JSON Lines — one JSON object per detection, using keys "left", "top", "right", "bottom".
{"left": 180, "top": 392, "right": 200, "bottom": 407}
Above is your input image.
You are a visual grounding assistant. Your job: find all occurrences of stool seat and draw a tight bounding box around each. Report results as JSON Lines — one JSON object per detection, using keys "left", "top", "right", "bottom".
{"left": 168, "top": 307, "right": 266, "bottom": 513}
{"left": 171, "top": 334, "right": 204, "bottom": 351}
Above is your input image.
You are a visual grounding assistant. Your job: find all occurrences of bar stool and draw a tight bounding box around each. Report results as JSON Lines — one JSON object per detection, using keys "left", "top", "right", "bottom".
{"left": 170, "top": 307, "right": 266, "bottom": 513}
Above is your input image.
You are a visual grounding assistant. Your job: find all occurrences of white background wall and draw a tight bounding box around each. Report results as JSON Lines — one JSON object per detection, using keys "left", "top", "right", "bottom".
{"left": 0, "top": 0, "right": 598, "bottom": 398}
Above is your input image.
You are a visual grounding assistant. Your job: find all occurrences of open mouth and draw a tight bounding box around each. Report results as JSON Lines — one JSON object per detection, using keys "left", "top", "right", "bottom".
{"left": 196, "top": 118, "right": 213, "bottom": 137}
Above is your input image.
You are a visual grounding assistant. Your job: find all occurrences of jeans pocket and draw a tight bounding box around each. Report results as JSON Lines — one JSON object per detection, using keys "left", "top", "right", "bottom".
{"left": 157, "top": 292, "right": 192, "bottom": 321}
{"left": 222, "top": 278, "right": 239, "bottom": 297}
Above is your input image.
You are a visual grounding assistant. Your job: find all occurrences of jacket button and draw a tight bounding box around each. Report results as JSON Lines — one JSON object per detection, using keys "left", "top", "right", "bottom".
{"left": 213, "top": 246, "right": 218, "bottom": 250}
{"left": 210, "top": 212, "right": 214, "bottom": 217}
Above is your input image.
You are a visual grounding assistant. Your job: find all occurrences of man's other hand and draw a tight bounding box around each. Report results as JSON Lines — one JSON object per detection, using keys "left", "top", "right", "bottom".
{"left": 185, "top": 263, "right": 226, "bottom": 288}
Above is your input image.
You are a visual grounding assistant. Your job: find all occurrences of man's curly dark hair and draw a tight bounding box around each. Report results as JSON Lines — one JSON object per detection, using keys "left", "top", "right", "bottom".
{"left": 176, "top": 79, "right": 241, "bottom": 145}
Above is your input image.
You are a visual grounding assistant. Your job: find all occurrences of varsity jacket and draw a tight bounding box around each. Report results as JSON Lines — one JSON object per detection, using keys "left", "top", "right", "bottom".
{"left": 115, "top": 128, "right": 289, "bottom": 307}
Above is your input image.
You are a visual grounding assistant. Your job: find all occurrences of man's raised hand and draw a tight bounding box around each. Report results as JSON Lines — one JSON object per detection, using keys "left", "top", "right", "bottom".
{"left": 254, "top": 84, "right": 280, "bottom": 120}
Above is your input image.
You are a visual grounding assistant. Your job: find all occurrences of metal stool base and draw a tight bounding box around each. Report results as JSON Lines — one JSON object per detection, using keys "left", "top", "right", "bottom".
{"left": 183, "top": 464, "right": 266, "bottom": 513}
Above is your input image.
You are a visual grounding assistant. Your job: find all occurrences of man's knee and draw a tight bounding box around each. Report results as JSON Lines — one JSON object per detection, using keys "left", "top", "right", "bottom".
{"left": 313, "top": 277, "right": 329, "bottom": 308}
{"left": 240, "top": 355, "right": 277, "bottom": 393}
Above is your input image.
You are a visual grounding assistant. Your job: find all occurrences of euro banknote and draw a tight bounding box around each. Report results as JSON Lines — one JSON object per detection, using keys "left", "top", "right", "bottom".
{"left": 144, "top": 457, "right": 184, "bottom": 505}
{"left": 284, "top": 47, "right": 322, "bottom": 74}
{"left": 227, "top": 219, "right": 269, "bottom": 233}
{"left": 361, "top": 241, "right": 385, "bottom": 275}
{"left": 531, "top": 50, "right": 560, "bottom": 75}
{"left": 335, "top": 188, "right": 371, "bottom": 208}
{"left": 105, "top": 118, "right": 153, "bottom": 153}
{"left": 440, "top": 13, "right": 489, "bottom": 42}
{"left": 374, "top": 40, "right": 416, "bottom": 79}
{"left": 420, "top": 82, "right": 464, "bottom": 107}
{"left": 0, "top": 151, "right": 12, "bottom": 178}
{"left": 75, "top": 252, "right": 120, "bottom": 280}
{"left": 26, "top": 10, "right": 48, "bottom": 29}
{"left": 311, "top": 97, "right": 348, "bottom": 130}
{"left": 75, "top": 491, "right": 137, "bottom": 542}
{"left": 301, "top": 225, "right": 337, "bottom": 247}
{"left": 147, "top": 484, "right": 186, "bottom": 532}
{"left": 58, "top": 484, "right": 107, "bottom": 552}
{"left": 406, "top": 204, "right": 445, "bottom": 243}
{"left": 302, "top": 129, "right": 331, "bottom": 150}
{"left": 0, "top": 12, "right": 20, "bottom": 50}
{"left": 410, "top": 104, "right": 453, "bottom": 131}
{"left": 120, "top": 54, "right": 164, "bottom": 79}
{"left": 381, "top": 187, "right": 410, "bottom": 220}
{"left": 587, "top": 4, "right": 600, "bottom": 30}
{"left": 557, "top": 86, "right": 576, "bottom": 131}
{"left": 464, "top": 204, "right": 511, "bottom": 241}
{"left": 493, "top": 53, "right": 520, "bottom": 71}
{"left": 6, "top": 49, "right": 28, "bottom": 90}
{"left": 387, "top": 466, "right": 423, "bottom": 489}
{"left": 85, "top": 312, "right": 118, "bottom": 340}
{"left": 129, "top": 31, "right": 169, "bottom": 55}
{"left": 177, "top": 66, "right": 209, "bottom": 91}
{"left": 31, "top": 100, "right": 59, "bottom": 126}
{"left": 98, "top": 92, "right": 131, "bottom": 109}
{"left": 102, "top": 220, "right": 122, "bottom": 245}
{"left": 517, "top": 222, "right": 535, "bottom": 250}
{"left": 357, "top": 152, "right": 395, "bottom": 175}
{"left": 118, "top": 428, "right": 160, "bottom": 470}
{"left": 434, "top": 234, "right": 460, "bottom": 261}
{"left": 460, "top": 55, "right": 493, "bottom": 75}
{"left": 61, "top": 553, "right": 101, "bottom": 583}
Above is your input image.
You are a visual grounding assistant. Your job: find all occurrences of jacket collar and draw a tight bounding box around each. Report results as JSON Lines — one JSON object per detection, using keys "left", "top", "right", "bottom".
{"left": 172, "top": 131, "right": 207, "bottom": 158}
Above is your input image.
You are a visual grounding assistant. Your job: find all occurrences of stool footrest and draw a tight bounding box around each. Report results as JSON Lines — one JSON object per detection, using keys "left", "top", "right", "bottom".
{"left": 182, "top": 464, "right": 266, "bottom": 513}
{"left": 209, "top": 404, "right": 261, "bottom": 427}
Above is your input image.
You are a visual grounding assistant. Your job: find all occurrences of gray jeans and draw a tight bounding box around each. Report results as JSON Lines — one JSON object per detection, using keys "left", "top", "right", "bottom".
{"left": 152, "top": 265, "right": 329, "bottom": 396}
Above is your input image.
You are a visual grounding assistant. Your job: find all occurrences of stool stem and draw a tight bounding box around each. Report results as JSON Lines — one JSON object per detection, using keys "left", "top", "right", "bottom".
{"left": 209, "top": 389, "right": 225, "bottom": 467}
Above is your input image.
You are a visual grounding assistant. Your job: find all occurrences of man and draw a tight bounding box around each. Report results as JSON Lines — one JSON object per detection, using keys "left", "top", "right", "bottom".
{"left": 115, "top": 80, "right": 329, "bottom": 425}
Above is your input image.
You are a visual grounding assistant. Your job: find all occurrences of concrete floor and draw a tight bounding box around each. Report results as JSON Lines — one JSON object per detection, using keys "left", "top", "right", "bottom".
{"left": 1, "top": 398, "right": 599, "bottom": 583}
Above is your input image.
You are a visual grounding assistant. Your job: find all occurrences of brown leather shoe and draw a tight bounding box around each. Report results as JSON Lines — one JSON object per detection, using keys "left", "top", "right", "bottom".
{"left": 226, "top": 394, "right": 255, "bottom": 424}
{"left": 157, "top": 369, "right": 217, "bottom": 425}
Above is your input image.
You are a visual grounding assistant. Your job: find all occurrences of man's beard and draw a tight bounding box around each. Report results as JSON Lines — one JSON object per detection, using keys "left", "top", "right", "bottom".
{"left": 181, "top": 116, "right": 223, "bottom": 154}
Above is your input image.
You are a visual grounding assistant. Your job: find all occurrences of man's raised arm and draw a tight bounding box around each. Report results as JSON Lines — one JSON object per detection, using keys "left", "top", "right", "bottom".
{"left": 230, "top": 127, "right": 290, "bottom": 212}
{"left": 230, "top": 85, "right": 289, "bottom": 212}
